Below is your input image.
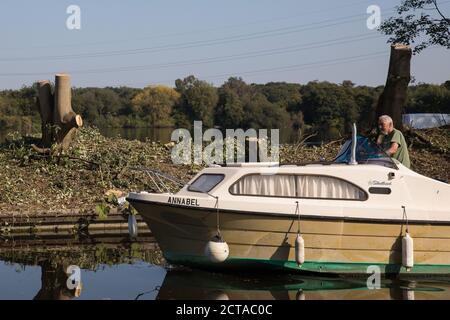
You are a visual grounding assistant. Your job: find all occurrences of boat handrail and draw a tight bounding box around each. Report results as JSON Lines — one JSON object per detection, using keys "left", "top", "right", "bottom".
{"left": 130, "top": 166, "right": 222, "bottom": 201}
{"left": 226, "top": 162, "right": 280, "bottom": 168}
{"left": 130, "top": 166, "right": 186, "bottom": 194}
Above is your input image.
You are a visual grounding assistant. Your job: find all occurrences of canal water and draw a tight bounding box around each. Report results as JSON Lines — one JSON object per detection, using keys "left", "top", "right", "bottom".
{"left": 1, "top": 238, "right": 449, "bottom": 300}
{"left": 0, "top": 126, "right": 308, "bottom": 145}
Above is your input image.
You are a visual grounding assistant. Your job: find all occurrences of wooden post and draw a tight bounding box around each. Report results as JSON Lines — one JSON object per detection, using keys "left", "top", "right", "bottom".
{"left": 376, "top": 44, "right": 412, "bottom": 130}
{"left": 53, "top": 74, "right": 83, "bottom": 150}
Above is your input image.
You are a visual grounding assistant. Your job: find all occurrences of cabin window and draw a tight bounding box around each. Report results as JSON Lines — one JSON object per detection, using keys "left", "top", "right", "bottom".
{"left": 369, "top": 187, "right": 391, "bottom": 195}
{"left": 188, "top": 174, "right": 225, "bottom": 193}
{"left": 229, "top": 174, "right": 367, "bottom": 200}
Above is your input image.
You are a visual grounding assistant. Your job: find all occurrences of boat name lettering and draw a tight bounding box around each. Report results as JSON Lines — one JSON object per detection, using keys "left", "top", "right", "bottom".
{"left": 368, "top": 180, "right": 392, "bottom": 186}
{"left": 167, "top": 197, "right": 200, "bottom": 207}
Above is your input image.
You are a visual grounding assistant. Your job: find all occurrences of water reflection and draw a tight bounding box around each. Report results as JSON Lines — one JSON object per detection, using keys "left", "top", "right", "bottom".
{"left": 1, "top": 126, "right": 311, "bottom": 144}
{"left": 34, "top": 260, "right": 81, "bottom": 300}
{"left": 0, "top": 239, "right": 165, "bottom": 300}
{"left": 97, "top": 127, "right": 174, "bottom": 143}
{"left": 97, "top": 127, "right": 303, "bottom": 144}
{"left": 157, "top": 269, "right": 450, "bottom": 300}
{"left": 1, "top": 236, "right": 450, "bottom": 300}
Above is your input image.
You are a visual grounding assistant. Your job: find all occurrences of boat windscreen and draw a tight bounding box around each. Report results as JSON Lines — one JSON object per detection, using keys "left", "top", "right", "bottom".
{"left": 333, "top": 136, "right": 398, "bottom": 169}
{"left": 188, "top": 174, "right": 225, "bottom": 193}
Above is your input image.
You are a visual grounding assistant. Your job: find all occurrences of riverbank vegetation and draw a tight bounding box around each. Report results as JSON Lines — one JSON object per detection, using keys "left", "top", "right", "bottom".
{"left": 0, "top": 126, "right": 448, "bottom": 215}
{"left": 1, "top": 77, "right": 449, "bottom": 141}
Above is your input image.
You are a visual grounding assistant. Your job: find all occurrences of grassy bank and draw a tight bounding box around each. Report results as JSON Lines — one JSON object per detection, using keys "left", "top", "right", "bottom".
{"left": 0, "top": 126, "right": 448, "bottom": 215}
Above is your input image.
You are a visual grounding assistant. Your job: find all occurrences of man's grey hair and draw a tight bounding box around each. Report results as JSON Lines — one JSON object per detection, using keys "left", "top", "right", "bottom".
{"left": 378, "top": 115, "right": 393, "bottom": 125}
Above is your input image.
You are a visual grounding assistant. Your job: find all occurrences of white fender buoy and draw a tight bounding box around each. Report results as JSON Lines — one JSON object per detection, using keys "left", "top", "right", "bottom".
{"left": 128, "top": 214, "right": 138, "bottom": 238}
{"left": 402, "top": 232, "right": 414, "bottom": 271}
{"left": 402, "top": 280, "right": 416, "bottom": 300}
{"left": 296, "top": 289, "right": 306, "bottom": 300}
{"left": 205, "top": 235, "right": 229, "bottom": 263}
{"left": 209, "top": 290, "right": 230, "bottom": 300}
{"left": 295, "top": 234, "right": 305, "bottom": 266}
{"left": 403, "top": 289, "right": 415, "bottom": 300}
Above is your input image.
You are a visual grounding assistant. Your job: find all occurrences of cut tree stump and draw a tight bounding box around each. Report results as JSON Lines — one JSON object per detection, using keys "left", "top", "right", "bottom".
{"left": 37, "top": 80, "right": 54, "bottom": 148}
{"left": 34, "top": 74, "right": 83, "bottom": 152}
{"left": 53, "top": 74, "right": 83, "bottom": 150}
{"left": 375, "top": 44, "right": 412, "bottom": 130}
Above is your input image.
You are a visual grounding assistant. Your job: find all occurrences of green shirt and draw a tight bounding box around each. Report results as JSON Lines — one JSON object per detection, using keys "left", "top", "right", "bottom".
{"left": 379, "top": 128, "right": 411, "bottom": 168}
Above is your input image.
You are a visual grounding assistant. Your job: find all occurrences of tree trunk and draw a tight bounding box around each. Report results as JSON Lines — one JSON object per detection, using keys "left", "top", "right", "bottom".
{"left": 375, "top": 44, "right": 412, "bottom": 130}
{"left": 34, "top": 261, "right": 79, "bottom": 300}
{"left": 34, "top": 74, "right": 83, "bottom": 152}
{"left": 37, "top": 80, "right": 54, "bottom": 148}
{"left": 53, "top": 74, "right": 83, "bottom": 150}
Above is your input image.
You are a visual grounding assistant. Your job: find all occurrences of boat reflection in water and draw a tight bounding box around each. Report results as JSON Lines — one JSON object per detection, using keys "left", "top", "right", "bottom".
{"left": 157, "top": 269, "right": 450, "bottom": 300}
{"left": 1, "top": 231, "right": 450, "bottom": 300}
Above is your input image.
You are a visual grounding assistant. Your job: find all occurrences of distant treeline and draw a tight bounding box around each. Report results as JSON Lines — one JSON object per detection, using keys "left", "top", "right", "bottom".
{"left": 1, "top": 76, "right": 449, "bottom": 140}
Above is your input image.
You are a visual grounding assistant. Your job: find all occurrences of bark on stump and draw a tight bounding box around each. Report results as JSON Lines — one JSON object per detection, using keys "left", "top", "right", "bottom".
{"left": 35, "top": 74, "right": 82, "bottom": 152}
{"left": 54, "top": 74, "right": 83, "bottom": 150}
{"left": 37, "top": 80, "right": 54, "bottom": 148}
{"left": 375, "top": 44, "right": 412, "bottom": 130}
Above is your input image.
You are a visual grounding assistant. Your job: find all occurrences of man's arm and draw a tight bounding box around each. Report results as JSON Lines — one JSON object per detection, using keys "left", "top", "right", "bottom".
{"left": 385, "top": 142, "right": 399, "bottom": 156}
{"left": 386, "top": 130, "right": 403, "bottom": 156}
{"left": 376, "top": 134, "right": 383, "bottom": 145}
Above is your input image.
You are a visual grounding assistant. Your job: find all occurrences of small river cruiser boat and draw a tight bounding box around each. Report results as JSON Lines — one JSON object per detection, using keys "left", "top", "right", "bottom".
{"left": 127, "top": 126, "right": 450, "bottom": 276}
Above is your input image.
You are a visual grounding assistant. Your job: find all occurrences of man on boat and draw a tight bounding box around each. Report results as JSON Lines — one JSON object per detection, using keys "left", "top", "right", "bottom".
{"left": 376, "top": 115, "right": 411, "bottom": 168}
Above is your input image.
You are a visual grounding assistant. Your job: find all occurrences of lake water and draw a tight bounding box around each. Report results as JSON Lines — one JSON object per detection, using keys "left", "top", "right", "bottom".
{"left": 1, "top": 237, "right": 449, "bottom": 300}
{"left": 97, "top": 127, "right": 305, "bottom": 144}
{"left": 0, "top": 126, "right": 308, "bottom": 145}
{"left": 98, "top": 127, "right": 175, "bottom": 143}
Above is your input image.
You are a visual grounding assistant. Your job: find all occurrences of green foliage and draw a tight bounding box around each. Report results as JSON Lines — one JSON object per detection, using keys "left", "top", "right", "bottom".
{"left": 105, "top": 192, "right": 118, "bottom": 205}
{"left": 300, "top": 81, "right": 362, "bottom": 139}
{"left": 1, "top": 78, "right": 449, "bottom": 144}
{"left": 0, "top": 221, "right": 11, "bottom": 236}
{"left": 216, "top": 77, "right": 295, "bottom": 131}
{"left": 0, "top": 85, "right": 41, "bottom": 132}
{"left": 380, "top": 0, "right": 450, "bottom": 53}
{"left": 406, "top": 83, "right": 450, "bottom": 113}
{"left": 131, "top": 85, "right": 180, "bottom": 127}
{"left": 175, "top": 75, "right": 219, "bottom": 128}
{"left": 0, "top": 125, "right": 449, "bottom": 213}
{"left": 0, "top": 126, "right": 195, "bottom": 212}
{"left": 216, "top": 77, "right": 248, "bottom": 128}
{"left": 95, "top": 202, "right": 110, "bottom": 220}
{"left": 257, "top": 82, "right": 302, "bottom": 112}
{"left": 123, "top": 201, "right": 138, "bottom": 216}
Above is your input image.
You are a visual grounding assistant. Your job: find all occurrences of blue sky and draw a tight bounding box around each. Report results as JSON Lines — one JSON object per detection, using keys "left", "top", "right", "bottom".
{"left": 0, "top": 0, "right": 449, "bottom": 89}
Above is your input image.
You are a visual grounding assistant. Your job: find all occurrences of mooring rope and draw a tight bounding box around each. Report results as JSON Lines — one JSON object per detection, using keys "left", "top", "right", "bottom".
{"left": 214, "top": 196, "right": 221, "bottom": 237}
{"left": 296, "top": 201, "right": 300, "bottom": 234}
{"left": 402, "top": 205, "right": 409, "bottom": 233}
